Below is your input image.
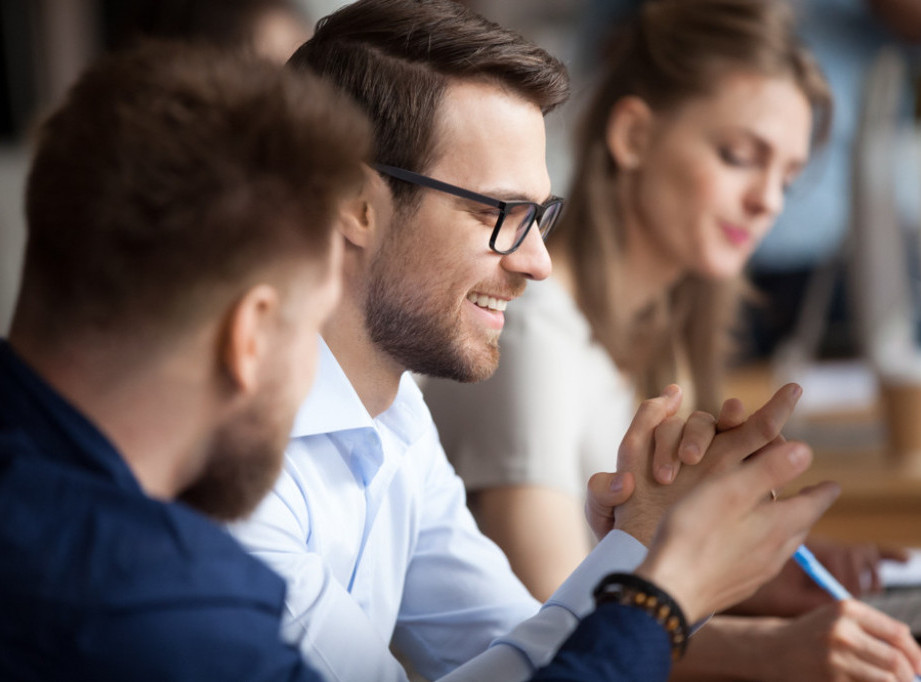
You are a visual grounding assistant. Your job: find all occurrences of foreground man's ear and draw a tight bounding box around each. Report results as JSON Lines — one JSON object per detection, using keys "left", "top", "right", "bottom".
{"left": 220, "top": 284, "right": 281, "bottom": 392}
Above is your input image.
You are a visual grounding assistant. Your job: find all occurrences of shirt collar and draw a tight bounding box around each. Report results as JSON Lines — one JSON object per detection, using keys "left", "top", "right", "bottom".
{"left": 290, "top": 336, "right": 432, "bottom": 448}
{"left": 291, "top": 337, "right": 374, "bottom": 437}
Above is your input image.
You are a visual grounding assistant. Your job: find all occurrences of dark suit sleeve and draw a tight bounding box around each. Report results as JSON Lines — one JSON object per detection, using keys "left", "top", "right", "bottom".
{"left": 74, "top": 603, "right": 323, "bottom": 682}
{"left": 530, "top": 602, "right": 672, "bottom": 682}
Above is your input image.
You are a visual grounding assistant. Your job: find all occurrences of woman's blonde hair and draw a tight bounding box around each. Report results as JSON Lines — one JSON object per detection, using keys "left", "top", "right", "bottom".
{"left": 556, "top": 0, "right": 832, "bottom": 412}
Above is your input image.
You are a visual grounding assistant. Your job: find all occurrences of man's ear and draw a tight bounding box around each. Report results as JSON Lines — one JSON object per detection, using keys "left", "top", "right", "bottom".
{"left": 605, "top": 96, "right": 656, "bottom": 171}
{"left": 338, "top": 166, "right": 389, "bottom": 249}
{"left": 219, "top": 284, "right": 280, "bottom": 393}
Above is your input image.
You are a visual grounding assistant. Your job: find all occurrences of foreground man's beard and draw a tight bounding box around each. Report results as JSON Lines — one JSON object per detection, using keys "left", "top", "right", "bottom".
{"left": 179, "top": 381, "right": 289, "bottom": 521}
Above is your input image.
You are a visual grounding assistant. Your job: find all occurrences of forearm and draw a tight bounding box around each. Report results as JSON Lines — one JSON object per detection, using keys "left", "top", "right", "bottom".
{"left": 669, "top": 616, "right": 782, "bottom": 681}
{"left": 471, "top": 485, "right": 592, "bottom": 602}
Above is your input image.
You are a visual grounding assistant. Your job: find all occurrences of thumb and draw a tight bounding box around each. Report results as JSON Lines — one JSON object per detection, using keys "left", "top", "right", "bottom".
{"left": 585, "top": 471, "right": 635, "bottom": 540}
{"left": 661, "top": 384, "right": 683, "bottom": 416}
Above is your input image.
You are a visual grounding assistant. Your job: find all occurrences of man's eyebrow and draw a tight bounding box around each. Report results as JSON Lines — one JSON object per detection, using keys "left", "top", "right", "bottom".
{"left": 472, "top": 187, "right": 552, "bottom": 204}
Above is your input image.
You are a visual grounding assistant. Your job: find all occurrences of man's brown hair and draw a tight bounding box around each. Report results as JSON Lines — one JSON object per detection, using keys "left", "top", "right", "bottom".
{"left": 18, "top": 42, "right": 369, "bottom": 339}
{"left": 287, "top": 0, "right": 569, "bottom": 202}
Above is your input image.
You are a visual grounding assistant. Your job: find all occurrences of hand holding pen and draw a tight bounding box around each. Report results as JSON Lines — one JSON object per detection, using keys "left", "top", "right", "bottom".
{"left": 795, "top": 544, "right": 921, "bottom": 681}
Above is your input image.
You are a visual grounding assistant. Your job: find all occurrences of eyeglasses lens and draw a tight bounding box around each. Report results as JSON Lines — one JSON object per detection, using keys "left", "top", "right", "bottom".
{"left": 492, "top": 204, "right": 534, "bottom": 253}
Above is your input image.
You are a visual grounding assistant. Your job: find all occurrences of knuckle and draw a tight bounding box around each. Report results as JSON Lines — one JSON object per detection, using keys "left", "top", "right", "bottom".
{"left": 690, "top": 410, "right": 716, "bottom": 425}
{"left": 877, "top": 648, "right": 900, "bottom": 674}
{"left": 754, "top": 412, "right": 782, "bottom": 442}
{"left": 653, "top": 420, "right": 680, "bottom": 446}
{"left": 586, "top": 472, "right": 606, "bottom": 494}
{"left": 639, "top": 397, "right": 666, "bottom": 418}
{"left": 665, "top": 414, "right": 684, "bottom": 427}
{"left": 720, "top": 484, "right": 747, "bottom": 511}
{"left": 838, "top": 599, "right": 857, "bottom": 617}
{"left": 620, "top": 433, "right": 645, "bottom": 456}
{"left": 826, "top": 622, "right": 849, "bottom": 649}
{"left": 680, "top": 447, "right": 704, "bottom": 465}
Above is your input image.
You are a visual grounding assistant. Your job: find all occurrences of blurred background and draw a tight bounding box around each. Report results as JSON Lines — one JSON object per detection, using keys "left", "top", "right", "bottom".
{"left": 4, "top": 0, "right": 921, "bottom": 385}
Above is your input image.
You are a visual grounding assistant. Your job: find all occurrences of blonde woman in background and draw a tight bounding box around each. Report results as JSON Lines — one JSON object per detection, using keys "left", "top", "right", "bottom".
{"left": 424, "top": 0, "right": 919, "bottom": 679}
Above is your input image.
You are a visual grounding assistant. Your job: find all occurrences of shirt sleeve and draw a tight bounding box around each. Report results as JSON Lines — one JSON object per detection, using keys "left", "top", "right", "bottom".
{"left": 232, "top": 444, "right": 649, "bottom": 682}
{"left": 390, "top": 438, "right": 542, "bottom": 678}
{"left": 388, "top": 419, "right": 651, "bottom": 681}
{"left": 229, "top": 470, "right": 413, "bottom": 682}
{"left": 436, "top": 529, "right": 648, "bottom": 681}
{"left": 77, "top": 602, "right": 321, "bottom": 682}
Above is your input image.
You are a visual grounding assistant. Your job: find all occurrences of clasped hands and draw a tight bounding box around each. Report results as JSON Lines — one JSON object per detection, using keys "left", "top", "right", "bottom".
{"left": 585, "top": 382, "right": 806, "bottom": 546}
{"left": 584, "top": 383, "right": 842, "bottom": 622}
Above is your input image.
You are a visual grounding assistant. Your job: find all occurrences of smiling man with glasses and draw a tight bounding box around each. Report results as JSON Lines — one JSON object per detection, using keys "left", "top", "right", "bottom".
{"left": 229, "top": 1, "right": 832, "bottom": 681}
{"left": 227, "top": 5, "right": 618, "bottom": 673}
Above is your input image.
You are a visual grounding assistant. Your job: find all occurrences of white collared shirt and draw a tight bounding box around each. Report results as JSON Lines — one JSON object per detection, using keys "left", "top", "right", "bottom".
{"left": 230, "top": 338, "right": 648, "bottom": 682}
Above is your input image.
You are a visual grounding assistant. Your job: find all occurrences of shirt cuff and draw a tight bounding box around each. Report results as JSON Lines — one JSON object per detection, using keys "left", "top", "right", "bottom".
{"left": 545, "top": 529, "right": 648, "bottom": 618}
{"left": 476, "top": 530, "right": 649, "bottom": 676}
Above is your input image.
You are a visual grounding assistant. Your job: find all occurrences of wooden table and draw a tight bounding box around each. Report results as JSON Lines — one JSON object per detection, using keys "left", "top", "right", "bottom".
{"left": 801, "top": 450, "right": 921, "bottom": 546}
{"left": 725, "top": 363, "right": 921, "bottom": 547}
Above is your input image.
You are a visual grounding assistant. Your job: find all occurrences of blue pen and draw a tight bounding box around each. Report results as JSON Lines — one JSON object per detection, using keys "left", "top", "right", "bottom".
{"left": 793, "top": 545, "right": 852, "bottom": 600}
{"left": 794, "top": 545, "right": 921, "bottom": 681}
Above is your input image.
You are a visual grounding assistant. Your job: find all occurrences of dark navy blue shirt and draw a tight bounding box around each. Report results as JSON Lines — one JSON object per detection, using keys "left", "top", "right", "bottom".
{"left": 0, "top": 339, "right": 672, "bottom": 681}
{"left": 0, "top": 341, "right": 320, "bottom": 681}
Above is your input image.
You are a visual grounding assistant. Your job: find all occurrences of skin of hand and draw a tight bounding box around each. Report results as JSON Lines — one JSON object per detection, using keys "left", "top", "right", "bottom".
{"left": 613, "top": 383, "right": 803, "bottom": 546}
{"left": 582, "top": 391, "right": 748, "bottom": 542}
{"left": 754, "top": 601, "right": 921, "bottom": 682}
{"left": 628, "top": 388, "right": 914, "bottom": 619}
{"left": 651, "top": 392, "right": 749, "bottom": 485}
{"left": 671, "top": 605, "right": 921, "bottom": 682}
{"left": 632, "top": 440, "right": 840, "bottom": 623}
{"left": 730, "top": 538, "right": 911, "bottom": 618}
{"left": 585, "top": 470, "right": 637, "bottom": 542}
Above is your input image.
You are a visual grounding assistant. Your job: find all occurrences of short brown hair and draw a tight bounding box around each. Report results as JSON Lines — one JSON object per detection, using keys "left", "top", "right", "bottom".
{"left": 288, "top": 0, "right": 569, "bottom": 202}
{"left": 19, "top": 42, "right": 369, "bottom": 339}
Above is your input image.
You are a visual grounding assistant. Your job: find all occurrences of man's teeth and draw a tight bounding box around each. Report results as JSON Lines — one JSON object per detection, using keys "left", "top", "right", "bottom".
{"left": 467, "top": 293, "right": 508, "bottom": 312}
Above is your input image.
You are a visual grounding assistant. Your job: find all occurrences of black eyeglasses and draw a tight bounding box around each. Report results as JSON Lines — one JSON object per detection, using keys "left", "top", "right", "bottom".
{"left": 372, "top": 163, "right": 564, "bottom": 255}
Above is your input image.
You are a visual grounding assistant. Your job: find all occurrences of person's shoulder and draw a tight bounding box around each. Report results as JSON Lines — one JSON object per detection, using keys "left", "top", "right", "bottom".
{"left": 1, "top": 575, "right": 317, "bottom": 682}
{"left": 0, "top": 447, "right": 285, "bottom": 610}
{"left": 0, "top": 446, "right": 296, "bottom": 681}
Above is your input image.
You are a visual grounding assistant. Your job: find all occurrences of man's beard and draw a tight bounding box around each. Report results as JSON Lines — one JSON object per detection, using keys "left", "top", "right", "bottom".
{"left": 178, "top": 381, "right": 290, "bottom": 521}
{"left": 364, "top": 252, "right": 499, "bottom": 384}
